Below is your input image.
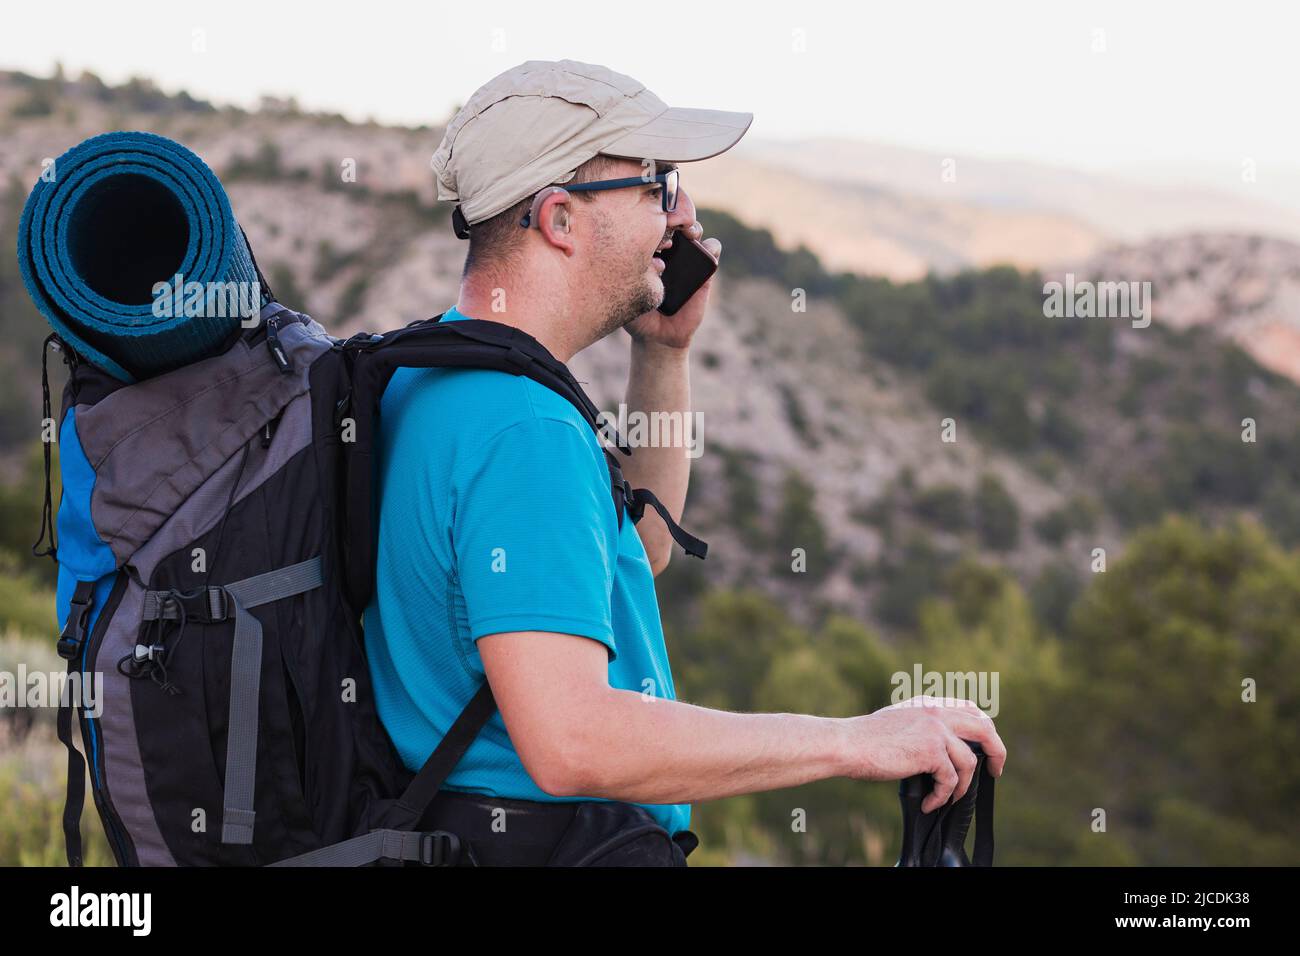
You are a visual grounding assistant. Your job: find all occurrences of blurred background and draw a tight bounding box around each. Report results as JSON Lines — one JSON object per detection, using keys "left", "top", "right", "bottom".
{"left": 2, "top": 1, "right": 1298, "bottom": 866}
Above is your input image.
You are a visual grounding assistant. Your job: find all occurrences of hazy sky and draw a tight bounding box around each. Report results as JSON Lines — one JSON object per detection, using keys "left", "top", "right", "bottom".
{"left": 3, "top": 0, "right": 1297, "bottom": 174}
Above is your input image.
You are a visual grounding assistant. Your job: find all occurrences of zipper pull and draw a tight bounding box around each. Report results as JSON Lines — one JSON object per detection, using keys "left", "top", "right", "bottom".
{"left": 334, "top": 392, "right": 351, "bottom": 430}
{"left": 265, "top": 315, "right": 293, "bottom": 373}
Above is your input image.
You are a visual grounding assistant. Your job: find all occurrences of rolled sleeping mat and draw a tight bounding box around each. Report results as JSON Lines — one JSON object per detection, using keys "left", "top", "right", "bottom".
{"left": 17, "top": 131, "right": 266, "bottom": 382}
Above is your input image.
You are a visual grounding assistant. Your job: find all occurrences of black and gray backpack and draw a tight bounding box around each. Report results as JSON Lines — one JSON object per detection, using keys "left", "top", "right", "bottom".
{"left": 38, "top": 300, "right": 707, "bottom": 867}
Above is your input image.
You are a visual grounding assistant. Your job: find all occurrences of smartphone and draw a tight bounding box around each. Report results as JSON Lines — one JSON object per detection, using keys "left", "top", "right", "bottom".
{"left": 656, "top": 229, "right": 718, "bottom": 315}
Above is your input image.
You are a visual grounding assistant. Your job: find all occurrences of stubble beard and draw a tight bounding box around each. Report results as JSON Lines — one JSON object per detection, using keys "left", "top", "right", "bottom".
{"left": 593, "top": 251, "right": 662, "bottom": 341}
{"left": 586, "top": 211, "right": 663, "bottom": 341}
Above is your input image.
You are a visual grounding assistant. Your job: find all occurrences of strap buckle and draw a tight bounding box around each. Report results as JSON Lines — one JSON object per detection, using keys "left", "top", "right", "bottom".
{"left": 207, "top": 586, "right": 230, "bottom": 622}
{"left": 621, "top": 479, "right": 646, "bottom": 522}
{"left": 143, "top": 586, "right": 230, "bottom": 624}
{"left": 57, "top": 582, "right": 95, "bottom": 660}
{"left": 419, "top": 830, "right": 461, "bottom": 866}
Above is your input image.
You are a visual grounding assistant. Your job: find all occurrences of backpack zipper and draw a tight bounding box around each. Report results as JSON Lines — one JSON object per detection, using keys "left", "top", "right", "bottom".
{"left": 265, "top": 315, "right": 293, "bottom": 373}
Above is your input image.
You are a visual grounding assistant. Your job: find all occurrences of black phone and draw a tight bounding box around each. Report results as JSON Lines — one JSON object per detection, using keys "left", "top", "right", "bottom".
{"left": 656, "top": 229, "right": 718, "bottom": 315}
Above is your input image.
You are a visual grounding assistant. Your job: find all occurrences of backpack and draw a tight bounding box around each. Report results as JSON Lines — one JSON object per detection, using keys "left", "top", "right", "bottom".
{"left": 37, "top": 298, "right": 708, "bottom": 867}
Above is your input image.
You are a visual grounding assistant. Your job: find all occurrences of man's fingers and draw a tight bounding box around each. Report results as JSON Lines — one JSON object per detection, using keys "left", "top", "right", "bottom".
{"left": 945, "top": 730, "right": 979, "bottom": 804}
{"left": 876, "top": 693, "right": 1008, "bottom": 784}
{"left": 948, "top": 714, "right": 1008, "bottom": 779}
{"left": 909, "top": 696, "right": 1005, "bottom": 779}
{"left": 922, "top": 743, "right": 960, "bottom": 814}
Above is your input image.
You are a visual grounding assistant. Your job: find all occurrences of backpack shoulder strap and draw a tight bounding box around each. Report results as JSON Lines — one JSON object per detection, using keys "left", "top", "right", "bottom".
{"left": 340, "top": 315, "right": 706, "bottom": 610}
{"left": 387, "top": 681, "right": 497, "bottom": 830}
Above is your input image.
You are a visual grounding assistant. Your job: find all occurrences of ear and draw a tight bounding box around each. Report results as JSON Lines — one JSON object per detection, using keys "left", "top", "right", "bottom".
{"left": 534, "top": 188, "right": 575, "bottom": 252}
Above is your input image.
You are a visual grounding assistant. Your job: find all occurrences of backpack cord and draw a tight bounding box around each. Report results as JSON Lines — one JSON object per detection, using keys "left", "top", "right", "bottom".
{"left": 149, "top": 584, "right": 208, "bottom": 696}
{"left": 239, "top": 224, "right": 276, "bottom": 305}
{"left": 116, "top": 585, "right": 200, "bottom": 696}
{"left": 32, "top": 334, "right": 59, "bottom": 562}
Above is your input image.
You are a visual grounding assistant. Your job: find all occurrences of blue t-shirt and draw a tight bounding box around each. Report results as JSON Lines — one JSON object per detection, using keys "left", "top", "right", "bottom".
{"left": 363, "top": 305, "right": 690, "bottom": 835}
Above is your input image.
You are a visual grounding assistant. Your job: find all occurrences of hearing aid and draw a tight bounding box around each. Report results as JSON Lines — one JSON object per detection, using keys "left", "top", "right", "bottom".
{"left": 520, "top": 186, "right": 571, "bottom": 230}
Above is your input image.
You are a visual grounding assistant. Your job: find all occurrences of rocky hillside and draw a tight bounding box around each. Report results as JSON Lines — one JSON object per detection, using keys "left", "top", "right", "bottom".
{"left": 1067, "top": 234, "right": 1300, "bottom": 384}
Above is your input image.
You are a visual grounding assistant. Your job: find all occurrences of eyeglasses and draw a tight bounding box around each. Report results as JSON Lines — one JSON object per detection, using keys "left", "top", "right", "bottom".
{"left": 519, "top": 166, "right": 679, "bottom": 228}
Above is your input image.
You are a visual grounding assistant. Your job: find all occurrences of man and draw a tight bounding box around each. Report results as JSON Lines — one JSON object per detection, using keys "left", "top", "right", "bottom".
{"left": 364, "top": 59, "right": 1006, "bottom": 866}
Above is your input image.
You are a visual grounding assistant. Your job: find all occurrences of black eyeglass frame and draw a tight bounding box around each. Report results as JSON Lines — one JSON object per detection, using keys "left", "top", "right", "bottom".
{"left": 518, "top": 166, "right": 679, "bottom": 228}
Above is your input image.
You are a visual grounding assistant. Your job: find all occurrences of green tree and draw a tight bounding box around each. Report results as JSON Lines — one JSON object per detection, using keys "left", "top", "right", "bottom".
{"left": 911, "top": 483, "right": 969, "bottom": 532}
{"left": 1060, "top": 515, "right": 1300, "bottom": 863}
{"left": 974, "top": 473, "right": 1020, "bottom": 550}
{"left": 770, "top": 469, "right": 834, "bottom": 576}
{"left": 873, "top": 532, "right": 954, "bottom": 631}
{"left": 674, "top": 589, "right": 805, "bottom": 712}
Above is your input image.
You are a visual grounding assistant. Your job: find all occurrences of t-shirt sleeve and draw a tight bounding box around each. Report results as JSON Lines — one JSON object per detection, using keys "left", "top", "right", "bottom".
{"left": 451, "top": 415, "right": 619, "bottom": 659}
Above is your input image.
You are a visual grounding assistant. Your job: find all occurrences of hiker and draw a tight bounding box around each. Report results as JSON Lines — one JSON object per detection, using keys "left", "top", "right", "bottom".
{"left": 366, "top": 59, "right": 1008, "bottom": 866}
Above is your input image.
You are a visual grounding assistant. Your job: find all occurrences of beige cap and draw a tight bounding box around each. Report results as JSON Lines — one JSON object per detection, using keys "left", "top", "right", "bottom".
{"left": 431, "top": 59, "right": 753, "bottom": 229}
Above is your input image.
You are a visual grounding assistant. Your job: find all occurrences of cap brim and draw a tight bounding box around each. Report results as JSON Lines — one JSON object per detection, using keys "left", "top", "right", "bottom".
{"left": 599, "top": 106, "right": 754, "bottom": 163}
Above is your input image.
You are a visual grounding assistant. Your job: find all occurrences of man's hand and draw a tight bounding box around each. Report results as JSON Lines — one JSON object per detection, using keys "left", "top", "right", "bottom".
{"left": 840, "top": 696, "right": 1007, "bottom": 813}
{"left": 625, "top": 201, "right": 720, "bottom": 351}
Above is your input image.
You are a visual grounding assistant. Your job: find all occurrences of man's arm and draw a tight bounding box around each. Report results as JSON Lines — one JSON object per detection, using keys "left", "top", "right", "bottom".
{"left": 618, "top": 340, "right": 691, "bottom": 576}
{"left": 618, "top": 200, "right": 715, "bottom": 577}
{"left": 479, "top": 630, "right": 1006, "bottom": 812}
